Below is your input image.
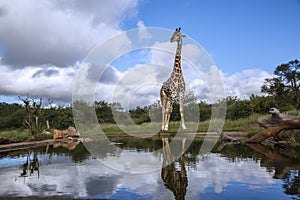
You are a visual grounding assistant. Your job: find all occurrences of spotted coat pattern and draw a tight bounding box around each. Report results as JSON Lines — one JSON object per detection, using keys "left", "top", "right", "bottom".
{"left": 160, "top": 28, "right": 186, "bottom": 131}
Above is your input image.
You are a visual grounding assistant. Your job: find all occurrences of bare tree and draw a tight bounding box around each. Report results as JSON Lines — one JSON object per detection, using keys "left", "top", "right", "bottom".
{"left": 19, "top": 95, "right": 43, "bottom": 135}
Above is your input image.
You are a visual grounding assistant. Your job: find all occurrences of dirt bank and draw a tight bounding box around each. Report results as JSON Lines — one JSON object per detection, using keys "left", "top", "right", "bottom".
{"left": 0, "top": 131, "right": 249, "bottom": 153}
{"left": 0, "top": 138, "right": 77, "bottom": 153}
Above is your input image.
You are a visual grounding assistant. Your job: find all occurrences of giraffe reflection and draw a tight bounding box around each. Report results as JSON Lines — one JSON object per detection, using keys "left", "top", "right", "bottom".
{"left": 161, "top": 138, "right": 188, "bottom": 200}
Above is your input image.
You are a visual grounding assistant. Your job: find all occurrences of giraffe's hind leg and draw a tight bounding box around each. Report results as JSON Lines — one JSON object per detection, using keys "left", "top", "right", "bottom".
{"left": 164, "top": 95, "right": 175, "bottom": 131}
{"left": 160, "top": 90, "right": 167, "bottom": 131}
{"left": 179, "top": 91, "right": 186, "bottom": 129}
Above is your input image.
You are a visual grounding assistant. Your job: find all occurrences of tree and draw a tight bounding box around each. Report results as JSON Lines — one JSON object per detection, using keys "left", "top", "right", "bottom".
{"left": 19, "top": 96, "right": 43, "bottom": 135}
{"left": 43, "top": 107, "right": 74, "bottom": 130}
{"left": 198, "top": 101, "right": 211, "bottom": 121}
{"left": 95, "top": 100, "right": 114, "bottom": 123}
{"left": 171, "top": 89, "right": 199, "bottom": 122}
{"left": 0, "top": 102, "right": 25, "bottom": 130}
{"left": 249, "top": 95, "right": 277, "bottom": 114}
{"left": 129, "top": 106, "right": 151, "bottom": 124}
{"left": 261, "top": 59, "right": 300, "bottom": 108}
{"left": 226, "top": 99, "right": 252, "bottom": 120}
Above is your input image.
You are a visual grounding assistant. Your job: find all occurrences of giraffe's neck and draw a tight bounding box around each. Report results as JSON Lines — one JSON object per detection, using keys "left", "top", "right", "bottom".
{"left": 173, "top": 40, "right": 182, "bottom": 74}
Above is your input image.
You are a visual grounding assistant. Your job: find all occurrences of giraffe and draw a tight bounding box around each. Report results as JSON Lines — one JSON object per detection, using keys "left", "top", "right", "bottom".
{"left": 160, "top": 27, "right": 186, "bottom": 131}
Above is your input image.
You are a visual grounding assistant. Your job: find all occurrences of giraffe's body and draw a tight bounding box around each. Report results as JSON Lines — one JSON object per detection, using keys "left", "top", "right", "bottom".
{"left": 160, "top": 28, "right": 186, "bottom": 131}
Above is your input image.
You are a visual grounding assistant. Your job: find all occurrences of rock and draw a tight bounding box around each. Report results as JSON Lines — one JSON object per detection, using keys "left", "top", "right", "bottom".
{"left": 42, "top": 130, "right": 51, "bottom": 135}
{"left": 62, "top": 126, "right": 80, "bottom": 138}
{"left": 53, "top": 129, "right": 63, "bottom": 139}
{"left": 53, "top": 127, "right": 79, "bottom": 140}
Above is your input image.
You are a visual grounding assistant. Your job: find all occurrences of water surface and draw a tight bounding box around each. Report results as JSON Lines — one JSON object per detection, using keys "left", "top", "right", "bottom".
{"left": 0, "top": 138, "right": 299, "bottom": 200}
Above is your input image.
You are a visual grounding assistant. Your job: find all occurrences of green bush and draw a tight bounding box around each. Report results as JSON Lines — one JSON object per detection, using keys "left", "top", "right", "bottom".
{"left": 250, "top": 95, "right": 277, "bottom": 114}
{"left": 226, "top": 100, "right": 253, "bottom": 120}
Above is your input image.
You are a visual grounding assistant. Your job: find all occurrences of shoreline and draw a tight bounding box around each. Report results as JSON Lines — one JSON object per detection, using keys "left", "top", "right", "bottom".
{"left": 0, "top": 131, "right": 249, "bottom": 153}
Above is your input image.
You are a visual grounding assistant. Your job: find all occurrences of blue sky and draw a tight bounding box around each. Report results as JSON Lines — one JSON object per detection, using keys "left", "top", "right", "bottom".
{"left": 127, "top": 0, "right": 300, "bottom": 75}
{"left": 0, "top": 0, "right": 299, "bottom": 105}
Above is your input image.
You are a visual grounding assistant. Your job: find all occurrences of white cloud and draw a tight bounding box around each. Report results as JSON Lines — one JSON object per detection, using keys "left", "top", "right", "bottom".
{"left": 87, "top": 32, "right": 133, "bottom": 64}
{"left": 0, "top": 64, "right": 76, "bottom": 103}
{"left": 0, "top": 61, "right": 271, "bottom": 106}
{"left": 53, "top": 0, "right": 138, "bottom": 28}
{"left": 222, "top": 69, "right": 273, "bottom": 99}
{"left": 109, "top": 64, "right": 168, "bottom": 109}
{"left": 150, "top": 40, "right": 207, "bottom": 67}
{"left": 137, "top": 20, "right": 152, "bottom": 40}
{"left": 185, "top": 67, "right": 272, "bottom": 102}
{"left": 0, "top": 150, "right": 277, "bottom": 199}
{"left": 150, "top": 41, "right": 176, "bottom": 67}
{"left": 187, "top": 154, "right": 276, "bottom": 197}
{"left": 0, "top": 0, "right": 139, "bottom": 103}
{"left": 0, "top": 0, "right": 138, "bottom": 67}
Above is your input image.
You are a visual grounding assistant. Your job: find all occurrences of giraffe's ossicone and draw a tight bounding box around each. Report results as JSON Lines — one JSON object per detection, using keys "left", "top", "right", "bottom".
{"left": 160, "top": 27, "right": 186, "bottom": 131}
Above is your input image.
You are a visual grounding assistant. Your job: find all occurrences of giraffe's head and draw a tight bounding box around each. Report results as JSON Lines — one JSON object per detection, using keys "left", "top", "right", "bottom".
{"left": 170, "top": 27, "right": 186, "bottom": 43}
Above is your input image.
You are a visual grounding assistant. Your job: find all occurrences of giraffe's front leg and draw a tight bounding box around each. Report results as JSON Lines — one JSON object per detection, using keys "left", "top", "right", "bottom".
{"left": 162, "top": 112, "right": 166, "bottom": 131}
{"left": 164, "top": 100, "right": 171, "bottom": 131}
{"left": 179, "top": 91, "right": 186, "bottom": 130}
{"left": 161, "top": 90, "right": 167, "bottom": 131}
{"left": 162, "top": 105, "right": 166, "bottom": 131}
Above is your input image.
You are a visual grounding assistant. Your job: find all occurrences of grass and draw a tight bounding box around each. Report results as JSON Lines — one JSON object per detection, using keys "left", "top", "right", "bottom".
{"left": 0, "top": 112, "right": 278, "bottom": 142}
{"left": 223, "top": 114, "right": 266, "bottom": 134}
{"left": 0, "top": 129, "right": 53, "bottom": 142}
{"left": 96, "top": 114, "right": 265, "bottom": 136}
{"left": 284, "top": 109, "right": 300, "bottom": 116}
{"left": 0, "top": 130, "right": 31, "bottom": 142}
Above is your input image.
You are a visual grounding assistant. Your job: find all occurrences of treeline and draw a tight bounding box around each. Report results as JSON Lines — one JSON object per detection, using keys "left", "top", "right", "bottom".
{"left": 0, "top": 94, "right": 284, "bottom": 132}
{"left": 0, "top": 101, "right": 74, "bottom": 131}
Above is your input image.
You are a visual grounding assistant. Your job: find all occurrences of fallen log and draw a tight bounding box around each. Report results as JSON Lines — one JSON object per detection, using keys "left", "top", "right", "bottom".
{"left": 217, "top": 128, "right": 240, "bottom": 143}
{"left": 246, "top": 108, "right": 300, "bottom": 143}
{"left": 216, "top": 128, "right": 240, "bottom": 151}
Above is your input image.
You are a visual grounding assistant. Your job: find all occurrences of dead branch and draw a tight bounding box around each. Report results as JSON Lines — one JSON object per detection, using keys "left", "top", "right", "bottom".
{"left": 246, "top": 108, "right": 300, "bottom": 143}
